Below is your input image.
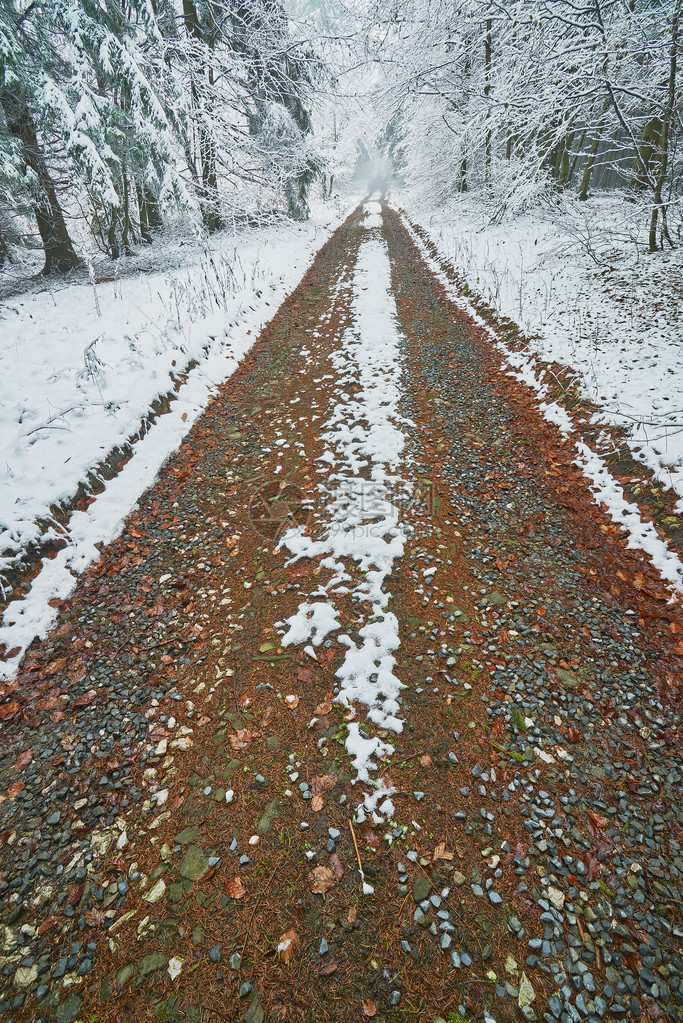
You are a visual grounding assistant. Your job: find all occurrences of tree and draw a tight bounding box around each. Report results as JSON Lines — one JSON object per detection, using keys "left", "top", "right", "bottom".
{"left": 0, "top": 0, "right": 80, "bottom": 273}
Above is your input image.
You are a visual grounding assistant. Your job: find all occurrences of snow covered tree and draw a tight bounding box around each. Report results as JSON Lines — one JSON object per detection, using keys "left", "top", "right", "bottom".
{"left": 0, "top": 0, "right": 81, "bottom": 272}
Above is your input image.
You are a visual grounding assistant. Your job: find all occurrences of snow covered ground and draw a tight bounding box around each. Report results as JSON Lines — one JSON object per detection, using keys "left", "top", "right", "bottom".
{"left": 403, "top": 210, "right": 683, "bottom": 595}
{"left": 408, "top": 193, "right": 683, "bottom": 507}
{"left": 0, "top": 201, "right": 351, "bottom": 676}
{"left": 277, "top": 203, "right": 409, "bottom": 833}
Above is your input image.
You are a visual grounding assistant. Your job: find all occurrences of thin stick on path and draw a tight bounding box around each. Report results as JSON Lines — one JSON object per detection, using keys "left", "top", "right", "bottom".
{"left": 348, "top": 820, "right": 374, "bottom": 896}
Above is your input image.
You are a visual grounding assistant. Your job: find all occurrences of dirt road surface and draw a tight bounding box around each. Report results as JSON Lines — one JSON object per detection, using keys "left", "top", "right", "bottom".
{"left": 0, "top": 204, "right": 681, "bottom": 1023}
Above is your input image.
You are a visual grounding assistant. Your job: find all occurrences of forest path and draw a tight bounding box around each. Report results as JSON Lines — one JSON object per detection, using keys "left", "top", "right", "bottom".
{"left": 0, "top": 204, "right": 682, "bottom": 1023}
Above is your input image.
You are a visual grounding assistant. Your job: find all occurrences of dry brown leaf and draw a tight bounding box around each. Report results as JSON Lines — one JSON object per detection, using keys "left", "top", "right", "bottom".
{"left": 229, "top": 727, "right": 261, "bottom": 751}
{"left": 85, "top": 907, "right": 106, "bottom": 928}
{"left": 261, "top": 705, "right": 275, "bottom": 727}
{"left": 319, "top": 961, "right": 339, "bottom": 976}
{"left": 360, "top": 825, "right": 380, "bottom": 850}
{"left": 311, "top": 774, "right": 337, "bottom": 796}
{"left": 284, "top": 694, "right": 299, "bottom": 710}
{"left": 433, "top": 842, "right": 454, "bottom": 863}
{"left": 309, "top": 866, "right": 335, "bottom": 894}
{"left": 361, "top": 1000, "right": 377, "bottom": 1017}
{"left": 277, "top": 929, "right": 298, "bottom": 964}
{"left": 314, "top": 697, "right": 332, "bottom": 716}
{"left": 13, "top": 750, "right": 33, "bottom": 774}
{"left": 311, "top": 795, "right": 324, "bottom": 812}
{"left": 419, "top": 754, "right": 432, "bottom": 768}
{"left": 227, "top": 876, "right": 246, "bottom": 900}
{"left": 347, "top": 907, "right": 357, "bottom": 925}
{"left": 328, "top": 852, "right": 344, "bottom": 881}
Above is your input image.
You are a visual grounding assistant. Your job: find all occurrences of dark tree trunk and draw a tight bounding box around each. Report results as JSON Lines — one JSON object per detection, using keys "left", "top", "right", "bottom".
{"left": 183, "top": 0, "right": 223, "bottom": 233}
{"left": 0, "top": 92, "right": 80, "bottom": 274}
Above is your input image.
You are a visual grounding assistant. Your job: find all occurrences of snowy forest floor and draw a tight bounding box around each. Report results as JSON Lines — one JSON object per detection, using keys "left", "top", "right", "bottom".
{"left": 0, "top": 206, "right": 347, "bottom": 669}
{"left": 0, "top": 204, "right": 682, "bottom": 1023}
{"left": 407, "top": 195, "right": 683, "bottom": 551}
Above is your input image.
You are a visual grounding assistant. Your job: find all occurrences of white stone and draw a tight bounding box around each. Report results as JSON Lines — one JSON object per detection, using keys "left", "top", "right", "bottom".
{"left": 143, "top": 880, "right": 166, "bottom": 903}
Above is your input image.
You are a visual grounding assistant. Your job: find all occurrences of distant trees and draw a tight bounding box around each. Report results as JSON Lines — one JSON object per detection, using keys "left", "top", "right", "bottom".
{"left": 369, "top": 0, "right": 683, "bottom": 250}
{"left": 0, "top": 0, "right": 323, "bottom": 273}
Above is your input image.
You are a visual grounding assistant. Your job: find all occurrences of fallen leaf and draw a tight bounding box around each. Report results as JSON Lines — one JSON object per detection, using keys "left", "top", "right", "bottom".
{"left": 633, "top": 572, "right": 646, "bottom": 590}
{"left": 277, "top": 929, "right": 298, "bottom": 964}
{"left": 284, "top": 694, "right": 299, "bottom": 710}
{"left": 45, "top": 657, "right": 67, "bottom": 676}
{"left": 224, "top": 876, "right": 246, "bottom": 902}
{"left": 347, "top": 907, "right": 357, "bottom": 925}
{"left": 311, "top": 774, "right": 337, "bottom": 796}
{"left": 0, "top": 702, "right": 20, "bottom": 721}
{"left": 360, "top": 825, "right": 380, "bottom": 850}
{"left": 73, "top": 690, "right": 96, "bottom": 709}
{"left": 432, "top": 842, "right": 454, "bottom": 863}
{"left": 362, "top": 1000, "right": 377, "bottom": 1017}
{"left": 229, "top": 727, "right": 261, "bottom": 751}
{"left": 13, "top": 750, "right": 33, "bottom": 774}
{"left": 328, "top": 852, "right": 344, "bottom": 881}
{"left": 587, "top": 810, "right": 608, "bottom": 830}
{"left": 314, "top": 698, "right": 332, "bottom": 716}
{"left": 319, "top": 961, "right": 339, "bottom": 976}
{"left": 567, "top": 726, "right": 580, "bottom": 743}
{"left": 261, "top": 705, "right": 275, "bottom": 727}
{"left": 309, "top": 866, "right": 335, "bottom": 894}
{"left": 311, "top": 795, "right": 324, "bottom": 812}
{"left": 419, "top": 754, "right": 432, "bottom": 768}
{"left": 86, "top": 907, "right": 106, "bottom": 928}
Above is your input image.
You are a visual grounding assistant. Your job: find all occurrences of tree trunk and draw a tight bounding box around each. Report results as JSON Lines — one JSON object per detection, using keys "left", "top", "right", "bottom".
{"left": 632, "top": 116, "right": 662, "bottom": 191}
{"left": 0, "top": 92, "right": 80, "bottom": 274}
{"left": 649, "top": 1, "right": 680, "bottom": 252}
{"left": 183, "top": 0, "right": 223, "bottom": 233}
{"left": 484, "top": 17, "right": 492, "bottom": 189}
{"left": 578, "top": 100, "right": 610, "bottom": 201}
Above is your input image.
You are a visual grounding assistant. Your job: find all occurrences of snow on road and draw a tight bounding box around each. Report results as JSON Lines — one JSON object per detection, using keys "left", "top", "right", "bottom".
{"left": 0, "top": 210, "right": 348, "bottom": 679}
{"left": 278, "top": 204, "right": 410, "bottom": 827}
{"left": 403, "top": 215, "right": 683, "bottom": 595}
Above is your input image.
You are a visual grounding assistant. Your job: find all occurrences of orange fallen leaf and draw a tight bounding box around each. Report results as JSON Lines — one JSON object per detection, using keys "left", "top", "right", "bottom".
{"left": 432, "top": 842, "right": 454, "bottom": 863}
{"left": 277, "top": 929, "right": 298, "bottom": 964}
{"left": 309, "top": 866, "right": 335, "bottom": 894}
{"left": 587, "top": 809, "right": 608, "bottom": 830}
{"left": 86, "top": 907, "right": 106, "bottom": 928}
{"left": 7, "top": 781, "right": 24, "bottom": 799}
{"left": 45, "top": 657, "right": 67, "bottom": 676}
{"left": 13, "top": 750, "right": 33, "bottom": 774}
{"left": 319, "top": 961, "right": 339, "bottom": 976}
{"left": 0, "top": 702, "right": 19, "bottom": 721}
{"left": 328, "top": 852, "right": 344, "bottom": 881}
{"left": 284, "top": 694, "right": 299, "bottom": 710}
{"left": 227, "top": 876, "right": 246, "bottom": 900}
{"left": 314, "top": 697, "right": 332, "bottom": 716}
{"left": 261, "top": 705, "right": 275, "bottom": 727}
{"left": 229, "top": 727, "right": 261, "bottom": 751}
{"left": 311, "top": 795, "right": 324, "bottom": 812}
{"left": 419, "top": 754, "right": 432, "bottom": 768}
{"left": 362, "top": 1000, "right": 377, "bottom": 1017}
{"left": 311, "top": 775, "right": 337, "bottom": 796}
{"left": 347, "top": 907, "right": 357, "bottom": 925}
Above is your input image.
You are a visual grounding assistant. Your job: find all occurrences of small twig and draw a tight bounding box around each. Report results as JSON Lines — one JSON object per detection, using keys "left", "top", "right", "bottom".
{"left": 349, "top": 819, "right": 363, "bottom": 871}
{"left": 349, "top": 819, "right": 370, "bottom": 892}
